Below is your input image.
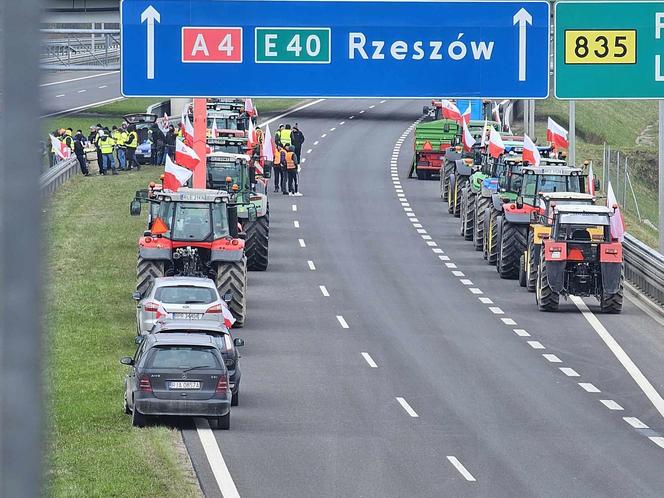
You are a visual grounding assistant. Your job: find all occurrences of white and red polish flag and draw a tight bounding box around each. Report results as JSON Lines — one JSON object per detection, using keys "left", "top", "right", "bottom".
{"left": 606, "top": 181, "right": 625, "bottom": 242}
{"left": 163, "top": 154, "right": 194, "bottom": 192}
{"left": 462, "top": 103, "right": 472, "bottom": 125}
{"left": 181, "top": 108, "right": 195, "bottom": 146}
{"left": 50, "top": 134, "right": 71, "bottom": 159}
{"left": 441, "top": 100, "right": 462, "bottom": 122}
{"left": 488, "top": 128, "right": 505, "bottom": 158}
{"left": 261, "top": 123, "right": 274, "bottom": 162}
{"left": 547, "top": 117, "right": 569, "bottom": 149}
{"left": 244, "top": 98, "right": 257, "bottom": 117}
{"left": 175, "top": 138, "right": 200, "bottom": 170}
{"left": 462, "top": 120, "right": 476, "bottom": 151}
{"left": 522, "top": 134, "right": 541, "bottom": 167}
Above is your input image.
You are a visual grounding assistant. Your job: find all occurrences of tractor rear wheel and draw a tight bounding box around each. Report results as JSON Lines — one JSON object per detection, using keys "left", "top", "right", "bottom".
{"left": 462, "top": 190, "right": 475, "bottom": 241}
{"left": 473, "top": 197, "right": 489, "bottom": 251}
{"left": 498, "top": 222, "right": 527, "bottom": 279}
{"left": 600, "top": 269, "right": 624, "bottom": 313}
{"left": 452, "top": 178, "right": 465, "bottom": 218}
{"left": 519, "top": 254, "right": 527, "bottom": 287}
{"left": 136, "top": 256, "right": 165, "bottom": 296}
{"left": 215, "top": 257, "right": 247, "bottom": 327}
{"left": 526, "top": 233, "right": 538, "bottom": 293}
{"left": 244, "top": 214, "right": 269, "bottom": 271}
{"left": 536, "top": 258, "right": 559, "bottom": 311}
{"left": 484, "top": 210, "right": 499, "bottom": 264}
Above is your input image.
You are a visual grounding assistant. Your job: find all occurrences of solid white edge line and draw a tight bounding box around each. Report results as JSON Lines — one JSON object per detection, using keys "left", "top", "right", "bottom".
{"left": 571, "top": 296, "right": 664, "bottom": 420}
{"left": 259, "top": 98, "right": 325, "bottom": 128}
{"left": 194, "top": 418, "right": 241, "bottom": 498}
{"left": 40, "top": 70, "right": 118, "bottom": 87}
{"left": 395, "top": 397, "right": 419, "bottom": 417}
{"left": 40, "top": 96, "right": 125, "bottom": 118}
{"left": 446, "top": 456, "right": 476, "bottom": 482}
{"left": 336, "top": 315, "right": 349, "bottom": 329}
{"left": 361, "top": 352, "right": 378, "bottom": 368}
{"left": 319, "top": 285, "right": 329, "bottom": 296}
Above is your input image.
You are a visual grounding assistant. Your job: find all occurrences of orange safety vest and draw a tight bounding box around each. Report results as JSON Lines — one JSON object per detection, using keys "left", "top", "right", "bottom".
{"left": 273, "top": 148, "right": 283, "bottom": 166}
{"left": 285, "top": 151, "right": 296, "bottom": 169}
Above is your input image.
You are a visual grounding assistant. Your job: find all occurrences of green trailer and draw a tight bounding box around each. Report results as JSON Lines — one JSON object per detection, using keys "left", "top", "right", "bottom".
{"left": 410, "top": 119, "right": 459, "bottom": 181}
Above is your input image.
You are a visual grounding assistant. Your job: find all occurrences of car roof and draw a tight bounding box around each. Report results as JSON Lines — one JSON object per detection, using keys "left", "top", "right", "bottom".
{"left": 153, "top": 276, "right": 217, "bottom": 288}
{"left": 153, "top": 319, "right": 229, "bottom": 334}
{"left": 147, "top": 332, "right": 218, "bottom": 346}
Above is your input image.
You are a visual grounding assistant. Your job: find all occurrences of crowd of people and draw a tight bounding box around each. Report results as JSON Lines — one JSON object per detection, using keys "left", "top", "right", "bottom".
{"left": 271, "top": 123, "right": 305, "bottom": 196}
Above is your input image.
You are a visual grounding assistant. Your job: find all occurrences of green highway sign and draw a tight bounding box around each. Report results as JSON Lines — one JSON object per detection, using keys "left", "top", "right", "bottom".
{"left": 255, "top": 27, "right": 331, "bottom": 64}
{"left": 555, "top": 1, "right": 664, "bottom": 99}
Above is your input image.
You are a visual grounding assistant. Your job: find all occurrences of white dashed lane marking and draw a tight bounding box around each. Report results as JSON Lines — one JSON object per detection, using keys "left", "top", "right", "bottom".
{"left": 479, "top": 297, "right": 493, "bottom": 304}
{"left": 361, "top": 352, "right": 378, "bottom": 368}
{"left": 488, "top": 306, "right": 504, "bottom": 315}
{"left": 543, "top": 354, "right": 562, "bottom": 363}
{"left": 336, "top": 315, "right": 349, "bottom": 329}
{"left": 560, "top": 367, "right": 580, "bottom": 377}
{"left": 321, "top": 133, "right": 327, "bottom": 138}
{"left": 55, "top": 94, "right": 65, "bottom": 98}
{"left": 313, "top": 140, "right": 319, "bottom": 145}
{"left": 600, "top": 399, "right": 623, "bottom": 410}
{"left": 98, "top": 85, "right": 107, "bottom": 89}
{"left": 501, "top": 318, "right": 517, "bottom": 325}
{"left": 77, "top": 89, "right": 86, "bottom": 93}
{"left": 579, "top": 383, "right": 601, "bottom": 393}
{"left": 446, "top": 456, "right": 476, "bottom": 482}
{"left": 306, "top": 149, "right": 312, "bottom": 154}
{"left": 319, "top": 285, "right": 329, "bottom": 296}
{"left": 527, "top": 341, "right": 545, "bottom": 350}
{"left": 514, "top": 329, "right": 530, "bottom": 337}
{"left": 396, "top": 397, "right": 419, "bottom": 418}
{"left": 293, "top": 220, "right": 300, "bottom": 228}
{"left": 298, "top": 239, "right": 306, "bottom": 248}
{"left": 624, "top": 417, "right": 649, "bottom": 429}
{"left": 369, "top": 104, "right": 375, "bottom": 109}
{"left": 292, "top": 204, "right": 297, "bottom": 212}
{"left": 307, "top": 260, "right": 316, "bottom": 271}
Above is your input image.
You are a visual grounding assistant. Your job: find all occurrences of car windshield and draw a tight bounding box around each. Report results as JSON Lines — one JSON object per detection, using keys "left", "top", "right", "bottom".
{"left": 207, "top": 162, "right": 242, "bottom": 186}
{"left": 148, "top": 346, "right": 220, "bottom": 369}
{"left": 557, "top": 223, "right": 607, "bottom": 242}
{"left": 208, "top": 117, "right": 238, "bottom": 130}
{"left": 523, "top": 174, "right": 582, "bottom": 197}
{"left": 158, "top": 201, "right": 229, "bottom": 240}
{"left": 155, "top": 285, "right": 217, "bottom": 304}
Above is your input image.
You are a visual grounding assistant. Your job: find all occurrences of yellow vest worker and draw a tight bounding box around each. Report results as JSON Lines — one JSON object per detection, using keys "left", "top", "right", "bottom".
{"left": 99, "top": 135, "right": 115, "bottom": 154}
{"left": 126, "top": 130, "right": 138, "bottom": 149}
{"left": 281, "top": 128, "right": 292, "bottom": 146}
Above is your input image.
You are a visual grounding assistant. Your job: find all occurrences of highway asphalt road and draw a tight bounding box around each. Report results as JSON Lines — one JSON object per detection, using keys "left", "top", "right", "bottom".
{"left": 40, "top": 70, "right": 120, "bottom": 117}
{"left": 180, "top": 99, "right": 664, "bottom": 497}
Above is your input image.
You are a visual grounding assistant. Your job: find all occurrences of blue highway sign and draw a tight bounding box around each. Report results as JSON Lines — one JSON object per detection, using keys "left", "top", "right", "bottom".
{"left": 121, "top": 0, "right": 550, "bottom": 98}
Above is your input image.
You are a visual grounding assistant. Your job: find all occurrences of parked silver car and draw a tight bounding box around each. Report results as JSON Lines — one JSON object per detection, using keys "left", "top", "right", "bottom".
{"left": 133, "top": 276, "right": 232, "bottom": 335}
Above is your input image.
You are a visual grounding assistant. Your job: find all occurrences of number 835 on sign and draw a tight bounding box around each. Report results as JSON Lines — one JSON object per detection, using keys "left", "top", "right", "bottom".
{"left": 564, "top": 30, "right": 636, "bottom": 64}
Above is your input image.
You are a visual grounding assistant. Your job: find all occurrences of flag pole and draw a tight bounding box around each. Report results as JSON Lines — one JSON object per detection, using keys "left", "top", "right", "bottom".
{"left": 192, "top": 98, "right": 207, "bottom": 188}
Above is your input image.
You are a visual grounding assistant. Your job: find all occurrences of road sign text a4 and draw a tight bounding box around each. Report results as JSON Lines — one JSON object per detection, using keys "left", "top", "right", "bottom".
{"left": 182, "top": 27, "right": 243, "bottom": 63}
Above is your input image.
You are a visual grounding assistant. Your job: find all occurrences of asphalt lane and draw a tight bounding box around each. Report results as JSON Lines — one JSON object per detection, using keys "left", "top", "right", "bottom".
{"left": 40, "top": 70, "right": 120, "bottom": 117}
{"left": 184, "top": 99, "right": 664, "bottom": 497}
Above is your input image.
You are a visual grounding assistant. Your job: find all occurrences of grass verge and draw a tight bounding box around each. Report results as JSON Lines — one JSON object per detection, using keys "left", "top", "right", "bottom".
{"left": 47, "top": 166, "right": 201, "bottom": 497}
{"left": 532, "top": 99, "right": 659, "bottom": 249}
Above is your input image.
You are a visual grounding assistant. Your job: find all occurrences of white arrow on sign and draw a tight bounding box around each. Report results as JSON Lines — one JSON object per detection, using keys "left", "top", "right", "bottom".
{"left": 513, "top": 8, "right": 532, "bottom": 82}
{"left": 141, "top": 5, "right": 160, "bottom": 80}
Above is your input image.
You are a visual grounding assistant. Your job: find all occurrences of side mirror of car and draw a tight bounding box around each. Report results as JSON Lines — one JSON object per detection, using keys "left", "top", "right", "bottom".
{"left": 132, "top": 291, "right": 142, "bottom": 301}
{"left": 516, "top": 196, "right": 524, "bottom": 209}
{"left": 135, "top": 336, "right": 144, "bottom": 345}
{"left": 130, "top": 199, "right": 142, "bottom": 216}
{"left": 222, "top": 292, "right": 232, "bottom": 303}
{"left": 120, "top": 356, "right": 134, "bottom": 365}
{"left": 234, "top": 338, "right": 245, "bottom": 347}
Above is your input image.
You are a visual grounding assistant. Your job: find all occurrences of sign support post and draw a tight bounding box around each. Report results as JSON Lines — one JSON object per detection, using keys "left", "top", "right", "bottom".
{"left": 659, "top": 100, "right": 664, "bottom": 253}
{"left": 568, "top": 100, "right": 576, "bottom": 166}
{"left": 192, "top": 98, "right": 207, "bottom": 188}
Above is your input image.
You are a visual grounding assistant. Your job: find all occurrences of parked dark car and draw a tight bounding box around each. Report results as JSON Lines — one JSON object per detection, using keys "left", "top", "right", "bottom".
{"left": 121, "top": 333, "right": 232, "bottom": 429}
{"left": 147, "top": 320, "right": 244, "bottom": 406}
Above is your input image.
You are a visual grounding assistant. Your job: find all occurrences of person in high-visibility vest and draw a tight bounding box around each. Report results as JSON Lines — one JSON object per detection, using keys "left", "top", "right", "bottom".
{"left": 125, "top": 124, "right": 140, "bottom": 171}
{"left": 272, "top": 145, "right": 285, "bottom": 194}
{"left": 285, "top": 145, "right": 300, "bottom": 196}
{"left": 112, "top": 125, "right": 127, "bottom": 171}
{"left": 281, "top": 124, "right": 293, "bottom": 147}
{"left": 98, "top": 128, "right": 117, "bottom": 175}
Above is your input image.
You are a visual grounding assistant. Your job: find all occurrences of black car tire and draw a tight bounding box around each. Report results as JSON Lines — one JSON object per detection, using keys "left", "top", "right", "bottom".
{"left": 231, "top": 390, "right": 239, "bottom": 407}
{"left": 217, "top": 412, "right": 230, "bottom": 430}
{"left": 131, "top": 406, "right": 146, "bottom": 427}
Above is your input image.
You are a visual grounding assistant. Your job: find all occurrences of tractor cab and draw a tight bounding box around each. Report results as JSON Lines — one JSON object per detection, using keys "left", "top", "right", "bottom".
{"left": 206, "top": 153, "right": 251, "bottom": 196}
{"left": 207, "top": 136, "right": 249, "bottom": 155}
{"left": 537, "top": 192, "right": 596, "bottom": 224}
{"left": 517, "top": 164, "right": 585, "bottom": 210}
{"left": 207, "top": 100, "right": 250, "bottom": 136}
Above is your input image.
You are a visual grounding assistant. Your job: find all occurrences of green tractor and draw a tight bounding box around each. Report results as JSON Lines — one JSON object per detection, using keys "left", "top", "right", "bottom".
{"left": 206, "top": 146, "right": 270, "bottom": 272}
{"left": 410, "top": 119, "right": 459, "bottom": 181}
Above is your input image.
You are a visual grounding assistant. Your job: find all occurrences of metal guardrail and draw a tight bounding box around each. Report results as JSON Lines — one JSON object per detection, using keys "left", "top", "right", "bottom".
{"left": 40, "top": 157, "right": 80, "bottom": 195}
{"left": 624, "top": 234, "right": 664, "bottom": 306}
{"left": 40, "top": 28, "right": 120, "bottom": 70}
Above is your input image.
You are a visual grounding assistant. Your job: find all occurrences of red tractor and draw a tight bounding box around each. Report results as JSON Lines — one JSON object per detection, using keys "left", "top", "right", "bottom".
{"left": 536, "top": 204, "right": 623, "bottom": 313}
{"left": 496, "top": 164, "right": 588, "bottom": 279}
{"left": 130, "top": 187, "right": 248, "bottom": 326}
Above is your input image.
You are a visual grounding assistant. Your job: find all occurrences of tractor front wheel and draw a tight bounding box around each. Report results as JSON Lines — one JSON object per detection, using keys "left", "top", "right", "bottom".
{"left": 536, "top": 258, "right": 559, "bottom": 311}
{"left": 136, "top": 256, "right": 165, "bottom": 296}
{"left": 215, "top": 257, "right": 247, "bottom": 327}
{"left": 244, "top": 214, "right": 269, "bottom": 272}
{"left": 526, "top": 233, "right": 538, "bottom": 293}
{"left": 452, "top": 178, "right": 465, "bottom": 217}
{"left": 462, "top": 190, "right": 475, "bottom": 241}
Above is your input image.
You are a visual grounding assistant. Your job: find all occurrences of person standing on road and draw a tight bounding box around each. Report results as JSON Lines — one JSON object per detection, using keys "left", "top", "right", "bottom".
{"left": 285, "top": 145, "right": 300, "bottom": 196}
{"left": 281, "top": 124, "right": 293, "bottom": 148}
{"left": 165, "top": 125, "right": 177, "bottom": 160}
{"left": 272, "top": 144, "right": 285, "bottom": 193}
{"left": 291, "top": 125, "right": 305, "bottom": 160}
{"left": 125, "top": 124, "right": 140, "bottom": 170}
{"left": 274, "top": 124, "right": 285, "bottom": 147}
{"left": 98, "top": 129, "right": 117, "bottom": 175}
{"left": 73, "top": 129, "right": 89, "bottom": 176}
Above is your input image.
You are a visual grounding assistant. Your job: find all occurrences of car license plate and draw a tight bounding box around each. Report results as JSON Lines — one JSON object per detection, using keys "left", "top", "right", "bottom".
{"left": 169, "top": 381, "right": 201, "bottom": 390}
{"left": 173, "top": 313, "right": 202, "bottom": 320}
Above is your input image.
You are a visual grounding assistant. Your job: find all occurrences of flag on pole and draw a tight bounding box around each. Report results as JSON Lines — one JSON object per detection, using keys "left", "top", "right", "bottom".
{"left": 50, "top": 134, "right": 71, "bottom": 159}
{"left": 244, "top": 98, "right": 257, "bottom": 117}
{"left": 488, "top": 128, "right": 505, "bottom": 158}
{"left": 492, "top": 101, "right": 502, "bottom": 128}
{"left": 211, "top": 118, "right": 218, "bottom": 138}
{"left": 547, "top": 117, "right": 569, "bottom": 149}
{"left": 462, "top": 120, "right": 476, "bottom": 151}
{"left": 462, "top": 103, "right": 472, "bottom": 125}
{"left": 163, "top": 154, "right": 193, "bottom": 192}
{"left": 588, "top": 163, "right": 595, "bottom": 196}
{"left": 181, "top": 107, "right": 194, "bottom": 146}
{"left": 480, "top": 118, "right": 488, "bottom": 147}
{"left": 606, "top": 181, "right": 625, "bottom": 242}
{"left": 175, "top": 139, "right": 200, "bottom": 170}
{"left": 221, "top": 304, "right": 236, "bottom": 328}
{"left": 522, "top": 134, "right": 541, "bottom": 167}
{"left": 262, "top": 124, "right": 274, "bottom": 162}
{"left": 440, "top": 100, "right": 462, "bottom": 122}
{"left": 247, "top": 118, "right": 257, "bottom": 148}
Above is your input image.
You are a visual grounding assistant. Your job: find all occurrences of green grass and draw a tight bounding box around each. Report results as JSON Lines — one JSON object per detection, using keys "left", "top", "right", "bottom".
{"left": 254, "top": 98, "right": 306, "bottom": 114}
{"left": 47, "top": 166, "right": 202, "bottom": 498}
{"left": 531, "top": 98, "right": 660, "bottom": 248}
